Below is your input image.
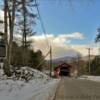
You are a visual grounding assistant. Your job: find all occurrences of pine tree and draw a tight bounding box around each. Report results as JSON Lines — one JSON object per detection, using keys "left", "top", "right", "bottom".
{"left": 16, "top": 0, "right": 36, "bottom": 65}
{"left": 95, "top": 27, "right": 100, "bottom": 43}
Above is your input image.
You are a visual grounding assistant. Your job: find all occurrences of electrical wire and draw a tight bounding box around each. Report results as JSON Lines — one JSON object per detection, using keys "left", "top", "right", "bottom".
{"left": 35, "top": 0, "right": 50, "bottom": 48}
{"left": 34, "top": 0, "right": 51, "bottom": 69}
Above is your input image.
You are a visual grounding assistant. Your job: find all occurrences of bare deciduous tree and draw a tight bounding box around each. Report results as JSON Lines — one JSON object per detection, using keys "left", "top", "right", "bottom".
{"left": 4, "top": 0, "right": 16, "bottom": 76}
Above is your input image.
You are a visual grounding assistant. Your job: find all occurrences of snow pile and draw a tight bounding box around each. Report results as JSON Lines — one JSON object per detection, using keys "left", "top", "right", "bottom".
{"left": 13, "top": 67, "right": 49, "bottom": 81}
{"left": 85, "top": 76, "right": 100, "bottom": 82}
{"left": 0, "top": 66, "right": 49, "bottom": 81}
{"left": 0, "top": 67, "right": 60, "bottom": 100}
{"left": 0, "top": 62, "right": 4, "bottom": 78}
{"left": 79, "top": 75, "right": 100, "bottom": 82}
{"left": 78, "top": 75, "right": 88, "bottom": 80}
{"left": 29, "top": 79, "right": 59, "bottom": 100}
{"left": 0, "top": 68, "right": 4, "bottom": 77}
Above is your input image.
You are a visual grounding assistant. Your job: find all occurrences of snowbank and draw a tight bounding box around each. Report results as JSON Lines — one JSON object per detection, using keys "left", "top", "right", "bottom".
{"left": 0, "top": 67, "right": 60, "bottom": 100}
{"left": 79, "top": 75, "right": 100, "bottom": 82}
{"left": 29, "top": 79, "right": 59, "bottom": 100}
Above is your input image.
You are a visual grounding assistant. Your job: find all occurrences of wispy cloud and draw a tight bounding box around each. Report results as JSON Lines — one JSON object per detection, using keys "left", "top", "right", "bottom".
{"left": 59, "top": 32, "right": 85, "bottom": 40}
{"left": 30, "top": 32, "right": 85, "bottom": 44}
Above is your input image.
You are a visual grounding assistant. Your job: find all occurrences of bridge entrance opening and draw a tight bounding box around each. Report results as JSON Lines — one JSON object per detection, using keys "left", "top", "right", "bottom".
{"left": 60, "top": 67, "right": 70, "bottom": 76}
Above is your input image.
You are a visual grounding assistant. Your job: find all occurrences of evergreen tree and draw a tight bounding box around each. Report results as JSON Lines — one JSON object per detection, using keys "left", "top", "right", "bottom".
{"left": 90, "top": 56, "right": 100, "bottom": 75}
{"left": 95, "top": 27, "right": 100, "bottom": 43}
{"left": 30, "top": 50, "right": 46, "bottom": 71}
{"left": 16, "top": 0, "right": 36, "bottom": 65}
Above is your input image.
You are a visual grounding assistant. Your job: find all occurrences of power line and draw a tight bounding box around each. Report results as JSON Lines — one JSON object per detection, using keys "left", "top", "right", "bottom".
{"left": 35, "top": 0, "right": 50, "bottom": 48}
{"left": 35, "top": 0, "right": 53, "bottom": 76}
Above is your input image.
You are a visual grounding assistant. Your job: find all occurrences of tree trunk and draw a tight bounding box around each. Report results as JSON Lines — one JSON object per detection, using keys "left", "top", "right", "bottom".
{"left": 22, "top": 0, "right": 27, "bottom": 65}
{"left": 9, "top": 0, "right": 16, "bottom": 66}
{"left": 4, "top": 0, "right": 11, "bottom": 76}
{"left": 4, "top": 0, "right": 16, "bottom": 76}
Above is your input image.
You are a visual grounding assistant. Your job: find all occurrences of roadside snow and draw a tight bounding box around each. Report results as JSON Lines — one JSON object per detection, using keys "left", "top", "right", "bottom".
{"left": 79, "top": 75, "right": 100, "bottom": 82}
{"left": 0, "top": 67, "right": 60, "bottom": 100}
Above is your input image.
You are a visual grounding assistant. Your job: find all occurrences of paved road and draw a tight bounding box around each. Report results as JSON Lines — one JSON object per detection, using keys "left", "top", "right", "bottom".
{"left": 54, "top": 77, "right": 100, "bottom": 100}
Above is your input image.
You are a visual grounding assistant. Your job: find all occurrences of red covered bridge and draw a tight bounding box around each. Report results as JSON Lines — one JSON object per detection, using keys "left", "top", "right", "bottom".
{"left": 54, "top": 63, "right": 74, "bottom": 78}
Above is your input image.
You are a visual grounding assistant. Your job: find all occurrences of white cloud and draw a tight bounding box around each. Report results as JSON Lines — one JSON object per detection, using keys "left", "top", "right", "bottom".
{"left": 30, "top": 32, "right": 84, "bottom": 44}
{"left": 59, "top": 32, "right": 85, "bottom": 40}
{"left": 29, "top": 33, "right": 98, "bottom": 59}
{"left": 14, "top": 32, "right": 99, "bottom": 60}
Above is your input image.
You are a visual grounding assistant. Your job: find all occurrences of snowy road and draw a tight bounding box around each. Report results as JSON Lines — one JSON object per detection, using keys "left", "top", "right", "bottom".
{"left": 54, "top": 77, "right": 100, "bottom": 100}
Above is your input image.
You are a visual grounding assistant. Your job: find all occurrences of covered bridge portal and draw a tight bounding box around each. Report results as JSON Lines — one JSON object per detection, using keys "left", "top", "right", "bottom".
{"left": 54, "top": 63, "right": 73, "bottom": 78}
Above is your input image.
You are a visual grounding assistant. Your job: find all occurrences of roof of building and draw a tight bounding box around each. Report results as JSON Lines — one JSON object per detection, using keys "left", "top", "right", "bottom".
{"left": 54, "top": 63, "right": 72, "bottom": 70}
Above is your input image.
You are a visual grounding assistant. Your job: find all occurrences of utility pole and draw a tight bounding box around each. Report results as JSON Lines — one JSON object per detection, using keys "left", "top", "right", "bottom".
{"left": 77, "top": 54, "right": 80, "bottom": 74}
{"left": 87, "top": 48, "right": 91, "bottom": 74}
{"left": 50, "top": 45, "right": 52, "bottom": 77}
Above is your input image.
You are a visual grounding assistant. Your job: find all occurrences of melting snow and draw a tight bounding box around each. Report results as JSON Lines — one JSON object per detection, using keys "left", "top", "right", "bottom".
{"left": 79, "top": 75, "right": 100, "bottom": 82}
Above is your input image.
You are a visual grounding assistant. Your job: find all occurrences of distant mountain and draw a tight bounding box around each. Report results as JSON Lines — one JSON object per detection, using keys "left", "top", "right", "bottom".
{"left": 46, "top": 55, "right": 96, "bottom": 64}
{"left": 46, "top": 56, "right": 77, "bottom": 64}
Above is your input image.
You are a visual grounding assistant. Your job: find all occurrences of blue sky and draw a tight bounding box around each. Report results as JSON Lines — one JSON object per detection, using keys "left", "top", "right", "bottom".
{"left": 0, "top": 0, "right": 99, "bottom": 58}
{"left": 35, "top": 0, "right": 100, "bottom": 45}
